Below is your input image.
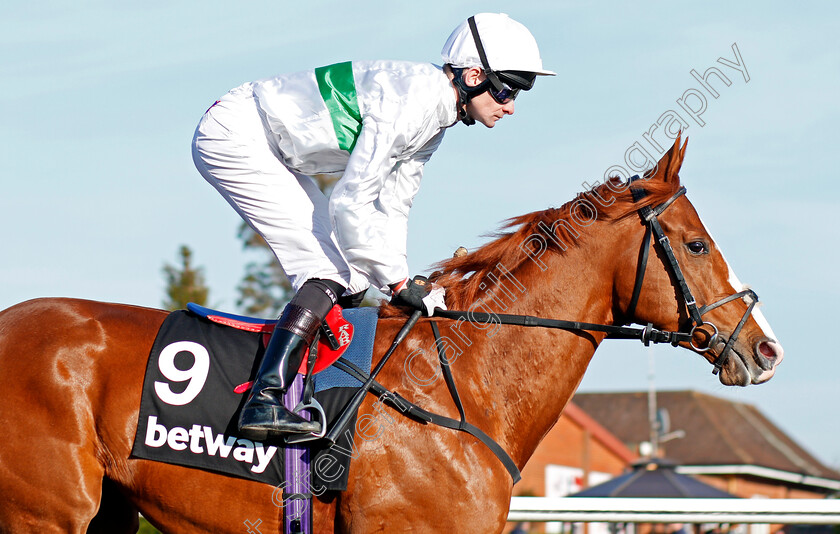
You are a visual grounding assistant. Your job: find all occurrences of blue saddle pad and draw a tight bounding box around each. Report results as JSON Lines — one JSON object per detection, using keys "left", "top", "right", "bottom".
{"left": 313, "top": 306, "right": 378, "bottom": 392}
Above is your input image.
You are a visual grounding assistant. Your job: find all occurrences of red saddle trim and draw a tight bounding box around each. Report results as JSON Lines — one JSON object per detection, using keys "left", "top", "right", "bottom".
{"left": 234, "top": 305, "right": 354, "bottom": 394}
{"left": 206, "top": 315, "right": 275, "bottom": 333}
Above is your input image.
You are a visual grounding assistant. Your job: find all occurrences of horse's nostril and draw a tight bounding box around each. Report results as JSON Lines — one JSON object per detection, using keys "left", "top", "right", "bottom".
{"left": 754, "top": 339, "right": 784, "bottom": 375}
{"left": 759, "top": 341, "right": 776, "bottom": 359}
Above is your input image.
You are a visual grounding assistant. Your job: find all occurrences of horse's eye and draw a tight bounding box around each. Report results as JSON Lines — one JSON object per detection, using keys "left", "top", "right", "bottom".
{"left": 686, "top": 241, "right": 708, "bottom": 255}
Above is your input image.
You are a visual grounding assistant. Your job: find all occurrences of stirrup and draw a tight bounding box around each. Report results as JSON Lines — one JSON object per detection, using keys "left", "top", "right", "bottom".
{"left": 285, "top": 398, "right": 327, "bottom": 444}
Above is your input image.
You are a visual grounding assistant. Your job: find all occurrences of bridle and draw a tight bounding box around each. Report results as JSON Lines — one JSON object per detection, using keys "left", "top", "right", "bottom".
{"left": 622, "top": 183, "right": 759, "bottom": 374}
{"left": 435, "top": 182, "right": 760, "bottom": 375}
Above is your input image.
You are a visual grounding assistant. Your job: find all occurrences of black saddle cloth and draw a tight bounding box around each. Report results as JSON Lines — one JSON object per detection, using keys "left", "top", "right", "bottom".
{"left": 130, "top": 307, "right": 378, "bottom": 491}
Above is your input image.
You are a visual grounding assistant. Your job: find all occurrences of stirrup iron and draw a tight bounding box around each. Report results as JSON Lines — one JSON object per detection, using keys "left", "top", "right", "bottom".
{"left": 285, "top": 398, "right": 327, "bottom": 444}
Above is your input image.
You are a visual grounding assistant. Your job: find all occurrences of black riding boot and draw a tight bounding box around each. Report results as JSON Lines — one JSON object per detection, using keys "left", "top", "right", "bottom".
{"left": 238, "top": 303, "right": 323, "bottom": 440}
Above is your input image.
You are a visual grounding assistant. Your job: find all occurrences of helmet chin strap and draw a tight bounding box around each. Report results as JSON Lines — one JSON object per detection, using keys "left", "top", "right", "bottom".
{"left": 451, "top": 70, "right": 477, "bottom": 126}
{"left": 458, "top": 105, "right": 476, "bottom": 126}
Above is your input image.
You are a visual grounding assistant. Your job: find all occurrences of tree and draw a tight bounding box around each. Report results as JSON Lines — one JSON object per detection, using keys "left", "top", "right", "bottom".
{"left": 236, "top": 223, "right": 292, "bottom": 318}
{"left": 162, "top": 245, "right": 209, "bottom": 311}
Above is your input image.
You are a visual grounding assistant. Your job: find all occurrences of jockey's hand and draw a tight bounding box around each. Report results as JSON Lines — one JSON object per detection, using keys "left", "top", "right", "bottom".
{"left": 389, "top": 275, "right": 447, "bottom": 316}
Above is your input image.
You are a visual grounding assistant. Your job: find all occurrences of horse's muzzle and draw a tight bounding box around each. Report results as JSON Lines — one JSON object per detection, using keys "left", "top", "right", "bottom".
{"left": 714, "top": 335, "right": 783, "bottom": 386}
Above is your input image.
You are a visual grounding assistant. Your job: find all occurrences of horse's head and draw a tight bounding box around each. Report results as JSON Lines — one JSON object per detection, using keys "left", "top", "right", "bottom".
{"left": 428, "top": 136, "right": 782, "bottom": 386}
{"left": 613, "top": 137, "right": 784, "bottom": 386}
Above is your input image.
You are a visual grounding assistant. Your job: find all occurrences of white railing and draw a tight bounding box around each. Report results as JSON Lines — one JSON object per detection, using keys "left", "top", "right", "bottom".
{"left": 508, "top": 497, "right": 840, "bottom": 524}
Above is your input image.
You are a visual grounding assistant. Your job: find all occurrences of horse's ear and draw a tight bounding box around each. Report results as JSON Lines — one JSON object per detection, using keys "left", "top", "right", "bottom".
{"left": 648, "top": 134, "right": 688, "bottom": 183}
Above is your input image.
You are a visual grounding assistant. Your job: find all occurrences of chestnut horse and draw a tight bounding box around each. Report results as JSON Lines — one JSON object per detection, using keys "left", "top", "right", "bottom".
{"left": 0, "top": 138, "right": 783, "bottom": 533}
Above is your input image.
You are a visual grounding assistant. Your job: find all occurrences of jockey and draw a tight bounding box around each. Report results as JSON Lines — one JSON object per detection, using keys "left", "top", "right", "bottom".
{"left": 192, "top": 13, "right": 554, "bottom": 439}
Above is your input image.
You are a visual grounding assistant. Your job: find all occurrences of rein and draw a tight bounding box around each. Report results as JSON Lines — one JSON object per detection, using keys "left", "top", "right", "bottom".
{"left": 434, "top": 183, "right": 760, "bottom": 375}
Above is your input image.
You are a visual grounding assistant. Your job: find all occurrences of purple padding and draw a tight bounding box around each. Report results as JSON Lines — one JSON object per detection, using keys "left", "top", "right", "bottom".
{"left": 284, "top": 375, "right": 311, "bottom": 533}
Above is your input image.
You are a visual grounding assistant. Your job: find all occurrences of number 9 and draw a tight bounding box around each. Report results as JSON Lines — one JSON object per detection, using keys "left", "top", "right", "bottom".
{"left": 154, "top": 341, "right": 210, "bottom": 406}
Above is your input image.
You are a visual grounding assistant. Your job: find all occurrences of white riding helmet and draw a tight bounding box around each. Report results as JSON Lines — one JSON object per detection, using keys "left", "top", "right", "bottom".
{"left": 441, "top": 13, "right": 555, "bottom": 77}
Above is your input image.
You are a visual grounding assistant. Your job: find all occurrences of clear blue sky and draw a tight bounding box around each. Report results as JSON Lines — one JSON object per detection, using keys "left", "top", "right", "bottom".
{"left": 2, "top": 2, "right": 839, "bottom": 468}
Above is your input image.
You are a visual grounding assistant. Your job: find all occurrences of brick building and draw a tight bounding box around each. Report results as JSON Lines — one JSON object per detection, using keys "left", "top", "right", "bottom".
{"left": 572, "top": 391, "right": 840, "bottom": 499}
{"left": 509, "top": 391, "right": 839, "bottom": 533}
{"left": 516, "top": 402, "right": 637, "bottom": 498}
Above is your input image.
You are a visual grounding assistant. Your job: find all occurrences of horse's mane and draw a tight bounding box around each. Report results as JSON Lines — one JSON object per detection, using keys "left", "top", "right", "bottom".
{"left": 420, "top": 173, "right": 682, "bottom": 310}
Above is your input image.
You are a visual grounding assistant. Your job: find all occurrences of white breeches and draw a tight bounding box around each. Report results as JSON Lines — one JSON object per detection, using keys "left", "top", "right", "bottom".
{"left": 191, "top": 85, "right": 368, "bottom": 295}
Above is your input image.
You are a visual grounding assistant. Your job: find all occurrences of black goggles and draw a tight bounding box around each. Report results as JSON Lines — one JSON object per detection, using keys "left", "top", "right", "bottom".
{"left": 472, "top": 78, "right": 521, "bottom": 105}
{"left": 485, "top": 80, "right": 521, "bottom": 105}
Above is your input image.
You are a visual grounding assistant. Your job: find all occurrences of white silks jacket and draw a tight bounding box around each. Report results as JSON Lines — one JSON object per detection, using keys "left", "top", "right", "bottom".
{"left": 251, "top": 60, "right": 459, "bottom": 293}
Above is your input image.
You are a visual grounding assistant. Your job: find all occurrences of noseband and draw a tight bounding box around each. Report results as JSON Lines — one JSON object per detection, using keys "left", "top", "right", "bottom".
{"left": 627, "top": 184, "right": 759, "bottom": 374}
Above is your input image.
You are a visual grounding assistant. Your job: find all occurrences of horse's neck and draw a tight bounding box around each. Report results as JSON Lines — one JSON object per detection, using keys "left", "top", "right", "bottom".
{"left": 459, "top": 224, "right": 620, "bottom": 467}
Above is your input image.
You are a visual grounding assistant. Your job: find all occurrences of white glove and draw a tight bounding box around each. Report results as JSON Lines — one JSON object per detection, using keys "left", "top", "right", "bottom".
{"left": 421, "top": 284, "right": 447, "bottom": 316}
